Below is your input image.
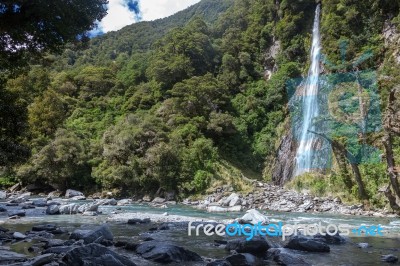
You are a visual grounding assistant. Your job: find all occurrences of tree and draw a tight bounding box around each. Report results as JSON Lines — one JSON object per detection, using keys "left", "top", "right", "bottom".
{"left": 0, "top": 0, "right": 108, "bottom": 71}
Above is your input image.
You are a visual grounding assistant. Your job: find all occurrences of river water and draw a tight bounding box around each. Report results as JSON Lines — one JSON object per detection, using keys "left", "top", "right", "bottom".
{"left": 1, "top": 200, "right": 399, "bottom": 265}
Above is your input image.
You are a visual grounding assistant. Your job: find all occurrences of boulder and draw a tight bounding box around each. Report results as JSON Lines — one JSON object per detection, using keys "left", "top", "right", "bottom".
{"left": 43, "top": 246, "right": 74, "bottom": 254}
{"left": 24, "top": 254, "right": 55, "bottom": 266}
{"left": 225, "top": 253, "right": 262, "bottom": 266}
{"left": 358, "top": 242, "right": 370, "bottom": 249}
{"left": 207, "top": 260, "right": 232, "bottom": 266}
{"left": 99, "top": 199, "right": 117, "bottom": 206}
{"left": 59, "top": 203, "right": 79, "bottom": 214}
{"left": 48, "top": 191, "right": 62, "bottom": 198}
{"left": 142, "top": 195, "right": 152, "bottom": 202}
{"left": 152, "top": 197, "right": 166, "bottom": 204}
{"left": 8, "top": 210, "right": 26, "bottom": 217}
{"left": 82, "top": 224, "right": 113, "bottom": 244}
{"left": 70, "top": 195, "right": 86, "bottom": 200}
{"left": 285, "top": 236, "right": 330, "bottom": 252}
{"left": 32, "top": 198, "right": 47, "bottom": 207}
{"left": 381, "top": 254, "right": 398, "bottom": 263}
{"left": 136, "top": 241, "right": 202, "bottom": 263}
{"left": 207, "top": 206, "right": 242, "bottom": 212}
{"left": 127, "top": 218, "right": 151, "bottom": 225}
{"left": 62, "top": 244, "right": 136, "bottom": 266}
{"left": 78, "top": 201, "right": 101, "bottom": 213}
{"left": 32, "top": 224, "right": 57, "bottom": 232}
{"left": 44, "top": 239, "right": 66, "bottom": 249}
{"left": 225, "top": 237, "right": 271, "bottom": 255}
{"left": 46, "top": 205, "right": 60, "bottom": 215}
{"left": 0, "top": 250, "right": 26, "bottom": 264}
{"left": 238, "top": 209, "right": 269, "bottom": 225}
{"left": 268, "top": 248, "right": 310, "bottom": 266}
{"left": 65, "top": 189, "right": 84, "bottom": 198}
{"left": 117, "top": 199, "right": 132, "bottom": 206}
{"left": 223, "top": 193, "right": 240, "bottom": 207}
{"left": 13, "top": 232, "right": 27, "bottom": 240}
{"left": 313, "top": 233, "right": 346, "bottom": 244}
{"left": 0, "top": 190, "right": 6, "bottom": 199}
{"left": 69, "top": 229, "right": 93, "bottom": 240}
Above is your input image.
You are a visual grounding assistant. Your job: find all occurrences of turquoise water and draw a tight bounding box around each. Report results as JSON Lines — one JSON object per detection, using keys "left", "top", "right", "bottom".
{"left": 1, "top": 202, "right": 400, "bottom": 265}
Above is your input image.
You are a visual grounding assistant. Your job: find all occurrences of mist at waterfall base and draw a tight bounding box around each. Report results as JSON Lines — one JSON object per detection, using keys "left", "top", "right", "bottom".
{"left": 289, "top": 5, "right": 382, "bottom": 176}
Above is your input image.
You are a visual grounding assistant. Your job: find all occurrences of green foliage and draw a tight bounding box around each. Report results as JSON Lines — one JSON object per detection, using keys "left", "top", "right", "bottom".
{"left": 0, "top": 0, "right": 108, "bottom": 72}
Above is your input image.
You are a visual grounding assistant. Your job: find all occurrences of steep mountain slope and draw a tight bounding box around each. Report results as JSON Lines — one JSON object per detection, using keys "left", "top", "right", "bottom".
{"left": 2, "top": 0, "right": 400, "bottom": 210}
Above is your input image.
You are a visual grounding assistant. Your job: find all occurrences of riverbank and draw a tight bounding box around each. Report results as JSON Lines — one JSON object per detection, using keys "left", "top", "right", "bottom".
{"left": 1, "top": 179, "right": 398, "bottom": 218}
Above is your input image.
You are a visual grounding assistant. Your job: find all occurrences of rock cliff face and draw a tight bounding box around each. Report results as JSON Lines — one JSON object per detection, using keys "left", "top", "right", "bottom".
{"left": 384, "top": 21, "right": 400, "bottom": 64}
{"left": 271, "top": 132, "right": 296, "bottom": 185}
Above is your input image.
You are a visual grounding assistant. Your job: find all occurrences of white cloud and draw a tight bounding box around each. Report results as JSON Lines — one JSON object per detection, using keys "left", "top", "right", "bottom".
{"left": 98, "top": 0, "right": 139, "bottom": 33}
{"left": 139, "top": 0, "right": 201, "bottom": 21}
{"left": 93, "top": 0, "right": 201, "bottom": 35}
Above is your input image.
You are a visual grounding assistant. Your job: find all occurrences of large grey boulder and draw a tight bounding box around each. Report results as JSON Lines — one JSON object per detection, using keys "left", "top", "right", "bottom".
{"left": 136, "top": 241, "right": 202, "bottom": 263}
{"left": 225, "top": 237, "right": 271, "bottom": 256}
{"left": 285, "top": 236, "right": 330, "bottom": 252}
{"left": 62, "top": 244, "right": 136, "bottom": 266}
{"left": 46, "top": 205, "right": 60, "bottom": 215}
{"left": 59, "top": 203, "right": 80, "bottom": 214}
{"left": 82, "top": 224, "right": 114, "bottom": 244}
{"left": 223, "top": 193, "right": 241, "bottom": 207}
{"left": 238, "top": 209, "right": 269, "bottom": 225}
{"left": 78, "top": 201, "right": 101, "bottom": 213}
{"left": 0, "top": 250, "right": 27, "bottom": 264}
{"left": 65, "top": 189, "right": 84, "bottom": 198}
{"left": 268, "top": 248, "right": 310, "bottom": 266}
{"left": 0, "top": 190, "right": 6, "bottom": 199}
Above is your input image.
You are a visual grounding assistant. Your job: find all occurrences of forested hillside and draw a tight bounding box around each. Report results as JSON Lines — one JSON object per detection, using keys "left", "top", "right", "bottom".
{"left": 1, "top": 0, "right": 400, "bottom": 208}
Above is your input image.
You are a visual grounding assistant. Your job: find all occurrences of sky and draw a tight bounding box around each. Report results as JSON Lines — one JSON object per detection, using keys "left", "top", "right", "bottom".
{"left": 91, "top": 0, "right": 201, "bottom": 36}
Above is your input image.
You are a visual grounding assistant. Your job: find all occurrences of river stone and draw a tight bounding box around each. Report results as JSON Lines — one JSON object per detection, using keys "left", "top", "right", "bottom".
{"left": 24, "top": 253, "right": 55, "bottom": 266}
{"left": 207, "top": 206, "right": 242, "bottom": 212}
{"left": 78, "top": 201, "right": 101, "bottom": 213}
{"left": 70, "top": 195, "right": 86, "bottom": 200}
{"left": 238, "top": 209, "right": 269, "bottom": 225}
{"left": 13, "top": 232, "right": 27, "bottom": 240}
{"left": 358, "top": 242, "right": 370, "bottom": 248}
{"left": 99, "top": 198, "right": 117, "bottom": 206}
{"left": 285, "top": 236, "right": 330, "bottom": 252}
{"left": 70, "top": 229, "right": 92, "bottom": 240}
{"left": 32, "top": 224, "right": 57, "bottom": 232}
{"left": 0, "top": 190, "right": 6, "bottom": 199}
{"left": 65, "top": 189, "right": 84, "bottom": 198}
{"left": 32, "top": 198, "right": 47, "bottom": 207}
{"left": 0, "top": 250, "right": 27, "bottom": 264}
{"left": 47, "top": 191, "right": 62, "bottom": 199}
{"left": 381, "top": 254, "right": 398, "bottom": 263}
{"left": 206, "top": 260, "right": 232, "bottom": 266}
{"left": 46, "top": 205, "right": 60, "bottom": 215}
{"left": 136, "top": 241, "right": 202, "bottom": 263}
{"left": 62, "top": 244, "right": 136, "bottom": 266}
{"left": 152, "top": 197, "right": 166, "bottom": 204}
{"left": 44, "top": 239, "right": 66, "bottom": 248}
{"left": 225, "top": 253, "right": 261, "bottom": 266}
{"left": 83, "top": 224, "right": 113, "bottom": 244}
{"left": 225, "top": 237, "right": 271, "bottom": 256}
{"left": 43, "top": 246, "right": 74, "bottom": 254}
{"left": 8, "top": 210, "right": 26, "bottom": 217}
{"left": 117, "top": 199, "right": 132, "bottom": 206}
{"left": 268, "top": 248, "right": 310, "bottom": 266}
{"left": 59, "top": 203, "right": 79, "bottom": 214}
{"left": 313, "top": 233, "right": 346, "bottom": 244}
{"left": 223, "top": 193, "right": 239, "bottom": 207}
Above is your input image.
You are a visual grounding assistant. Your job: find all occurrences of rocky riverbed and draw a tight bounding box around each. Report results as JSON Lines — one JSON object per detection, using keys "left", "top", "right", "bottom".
{"left": 0, "top": 185, "right": 400, "bottom": 265}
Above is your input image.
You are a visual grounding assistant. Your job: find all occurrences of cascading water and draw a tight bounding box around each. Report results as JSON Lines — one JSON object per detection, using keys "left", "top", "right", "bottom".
{"left": 295, "top": 4, "right": 322, "bottom": 176}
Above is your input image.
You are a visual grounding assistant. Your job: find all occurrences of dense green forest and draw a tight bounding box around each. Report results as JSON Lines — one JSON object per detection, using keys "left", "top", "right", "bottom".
{"left": 1, "top": 0, "right": 400, "bottom": 208}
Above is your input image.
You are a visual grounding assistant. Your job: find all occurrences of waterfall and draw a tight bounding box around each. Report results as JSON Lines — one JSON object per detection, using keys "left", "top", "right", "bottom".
{"left": 295, "top": 5, "right": 322, "bottom": 176}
